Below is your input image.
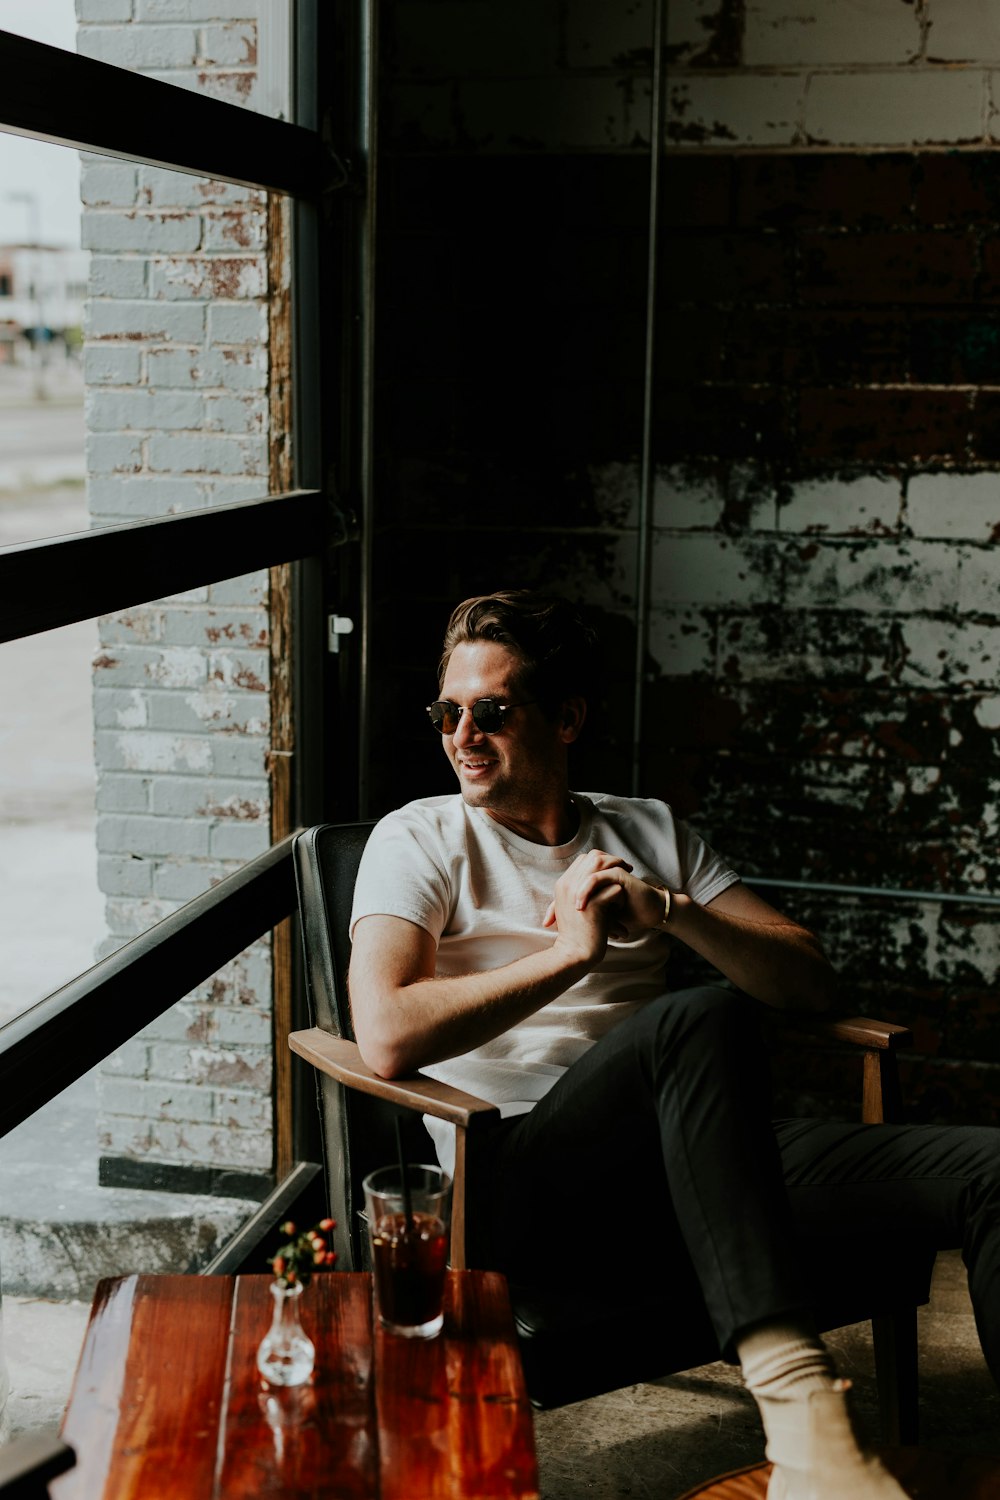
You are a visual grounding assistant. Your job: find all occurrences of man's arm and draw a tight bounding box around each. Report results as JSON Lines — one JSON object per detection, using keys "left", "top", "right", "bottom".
{"left": 664, "top": 881, "right": 839, "bottom": 1013}
{"left": 561, "top": 854, "right": 838, "bottom": 1013}
{"left": 349, "top": 869, "right": 622, "bottom": 1079}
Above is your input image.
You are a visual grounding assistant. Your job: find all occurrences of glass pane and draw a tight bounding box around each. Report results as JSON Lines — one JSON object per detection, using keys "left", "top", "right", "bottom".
{"left": 0, "top": 11, "right": 86, "bottom": 545}
{"left": 0, "top": 0, "right": 292, "bottom": 122}
{"left": 0, "top": 938, "right": 270, "bottom": 1440}
{"left": 0, "top": 0, "right": 75, "bottom": 52}
{"left": 0, "top": 5, "right": 295, "bottom": 1434}
{"left": 0, "top": 621, "right": 102, "bottom": 1023}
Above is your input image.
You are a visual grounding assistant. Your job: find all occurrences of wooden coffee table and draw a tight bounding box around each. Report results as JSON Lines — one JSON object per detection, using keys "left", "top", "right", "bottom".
{"left": 53, "top": 1270, "right": 539, "bottom": 1499}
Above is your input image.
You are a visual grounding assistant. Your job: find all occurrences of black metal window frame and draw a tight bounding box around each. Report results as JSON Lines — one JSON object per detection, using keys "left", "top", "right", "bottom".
{"left": 0, "top": 22, "right": 358, "bottom": 1244}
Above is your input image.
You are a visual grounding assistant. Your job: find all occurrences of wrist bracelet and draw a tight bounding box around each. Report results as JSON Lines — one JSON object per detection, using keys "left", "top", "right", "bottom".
{"left": 649, "top": 881, "right": 672, "bottom": 929}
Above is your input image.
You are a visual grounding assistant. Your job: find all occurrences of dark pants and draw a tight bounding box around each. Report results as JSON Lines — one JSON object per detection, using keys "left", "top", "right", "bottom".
{"left": 475, "top": 986, "right": 1000, "bottom": 1379}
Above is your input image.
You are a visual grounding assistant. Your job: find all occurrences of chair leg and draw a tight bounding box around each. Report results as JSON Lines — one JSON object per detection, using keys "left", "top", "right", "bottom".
{"left": 871, "top": 1309, "right": 919, "bottom": 1447}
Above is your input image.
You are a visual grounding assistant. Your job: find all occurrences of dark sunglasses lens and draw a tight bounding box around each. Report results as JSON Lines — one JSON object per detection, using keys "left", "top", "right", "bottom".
{"left": 471, "top": 700, "right": 504, "bottom": 733}
{"left": 428, "top": 702, "right": 458, "bottom": 733}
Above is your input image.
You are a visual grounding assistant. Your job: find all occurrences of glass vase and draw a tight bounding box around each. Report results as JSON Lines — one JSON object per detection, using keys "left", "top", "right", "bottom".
{"left": 256, "top": 1280, "right": 315, "bottom": 1387}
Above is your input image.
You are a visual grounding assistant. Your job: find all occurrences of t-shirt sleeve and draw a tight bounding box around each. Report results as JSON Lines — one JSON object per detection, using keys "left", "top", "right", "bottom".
{"left": 350, "top": 811, "right": 452, "bottom": 943}
{"left": 674, "top": 817, "right": 740, "bottom": 907}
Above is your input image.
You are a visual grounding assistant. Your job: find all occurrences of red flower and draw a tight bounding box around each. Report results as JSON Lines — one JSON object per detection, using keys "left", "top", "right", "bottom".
{"left": 270, "top": 1217, "right": 339, "bottom": 1289}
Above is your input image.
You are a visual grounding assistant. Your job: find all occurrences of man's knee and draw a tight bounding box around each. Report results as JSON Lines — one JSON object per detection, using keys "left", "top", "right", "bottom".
{"left": 958, "top": 1129, "right": 1000, "bottom": 1207}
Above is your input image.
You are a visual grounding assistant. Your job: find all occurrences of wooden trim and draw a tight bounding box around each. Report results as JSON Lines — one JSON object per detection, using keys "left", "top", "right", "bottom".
{"left": 0, "top": 491, "right": 327, "bottom": 644}
{"left": 0, "top": 838, "right": 299, "bottom": 1139}
{"left": 267, "top": 191, "right": 299, "bottom": 1183}
{"left": 789, "top": 1015, "right": 912, "bottom": 1051}
{"left": 0, "top": 29, "right": 343, "bottom": 196}
{"left": 288, "top": 1030, "right": 500, "bottom": 1127}
{"left": 451, "top": 1126, "right": 469, "bottom": 1270}
{"left": 863, "top": 1049, "right": 904, "bottom": 1125}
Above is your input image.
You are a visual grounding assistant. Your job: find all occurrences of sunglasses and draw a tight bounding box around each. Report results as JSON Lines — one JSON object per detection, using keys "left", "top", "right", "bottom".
{"left": 426, "top": 698, "right": 535, "bottom": 735}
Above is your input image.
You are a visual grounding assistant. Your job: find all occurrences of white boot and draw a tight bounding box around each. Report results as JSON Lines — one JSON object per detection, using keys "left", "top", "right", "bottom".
{"left": 763, "top": 1381, "right": 908, "bottom": 1500}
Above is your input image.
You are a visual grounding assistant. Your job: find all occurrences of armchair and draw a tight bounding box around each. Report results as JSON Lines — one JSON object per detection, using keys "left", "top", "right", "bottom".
{"left": 289, "top": 822, "right": 935, "bottom": 1442}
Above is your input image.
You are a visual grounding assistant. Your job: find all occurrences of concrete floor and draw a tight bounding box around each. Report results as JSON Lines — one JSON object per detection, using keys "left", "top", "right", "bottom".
{"left": 4, "top": 1251, "right": 997, "bottom": 1497}
{"left": 534, "top": 1250, "right": 1000, "bottom": 1496}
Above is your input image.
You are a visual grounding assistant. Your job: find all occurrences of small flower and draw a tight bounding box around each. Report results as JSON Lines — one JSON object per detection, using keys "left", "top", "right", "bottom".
{"left": 269, "top": 1216, "right": 338, "bottom": 1289}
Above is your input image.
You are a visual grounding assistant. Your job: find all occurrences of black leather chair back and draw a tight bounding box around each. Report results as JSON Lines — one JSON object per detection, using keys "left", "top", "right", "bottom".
{"left": 294, "top": 822, "right": 434, "bottom": 1270}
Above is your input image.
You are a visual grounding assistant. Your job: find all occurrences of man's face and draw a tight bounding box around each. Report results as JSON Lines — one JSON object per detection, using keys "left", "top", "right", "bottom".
{"left": 437, "top": 640, "right": 578, "bottom": 831}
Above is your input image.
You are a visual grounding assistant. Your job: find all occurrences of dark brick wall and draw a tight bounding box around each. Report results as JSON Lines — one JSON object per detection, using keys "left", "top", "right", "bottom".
{"left": 367, "top": 4, "right": 1000, "bottom": 1125}
{"left": 657, "top": 152, "right": 1000, "bottom": 467}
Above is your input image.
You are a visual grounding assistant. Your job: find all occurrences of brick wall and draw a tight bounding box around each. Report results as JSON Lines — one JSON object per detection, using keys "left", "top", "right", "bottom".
{"left": 371, "top": 0, "right": 1000, "bottom": 1124}
{"left": 667, "top": 0, "right": 1000, "bottom": 149}
{"left": 79, "top": 2, "right": 279, "bottom": 1193}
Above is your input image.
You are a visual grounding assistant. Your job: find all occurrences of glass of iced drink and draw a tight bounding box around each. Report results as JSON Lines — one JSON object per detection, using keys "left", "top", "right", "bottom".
{"left": 362, "top": 1164, "right": 451, "bottom": 1338}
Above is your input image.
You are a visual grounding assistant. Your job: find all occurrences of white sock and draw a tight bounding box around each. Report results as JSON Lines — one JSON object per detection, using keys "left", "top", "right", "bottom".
{"left": 736, "top": 1320, "right": 837, "bottom": 1403}
{"left": 736, "top": 1322, "right": 907, "bottom": 1499}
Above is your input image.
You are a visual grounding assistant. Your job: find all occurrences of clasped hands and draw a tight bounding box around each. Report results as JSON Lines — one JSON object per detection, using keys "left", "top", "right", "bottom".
{"left": 541, "top": 849, "right": 670, "bottom": 965}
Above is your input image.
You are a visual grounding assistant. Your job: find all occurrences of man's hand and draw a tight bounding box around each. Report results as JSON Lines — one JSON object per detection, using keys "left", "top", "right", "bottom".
{"left": 539, "top": 852, "right": 632, "bottom": 966}
{"left": 543, "top": 849, "right": 839, "bottom": 1013}
{"left": 542, "top": 849, "right": 666, "bottom": 948}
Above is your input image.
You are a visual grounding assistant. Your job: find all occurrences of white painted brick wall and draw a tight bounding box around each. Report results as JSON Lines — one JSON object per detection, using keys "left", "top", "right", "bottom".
{"left": 80, "top": 5, "right": 278, "bottom": 1181}
{"left": 665, "top": 0, "right": 1000, "bottom": 151}
{"left": 629, "top": 470, "right": 997, "bottom": 698}
{"left": 744, "top": 1, "right": 921, "bottom": 68}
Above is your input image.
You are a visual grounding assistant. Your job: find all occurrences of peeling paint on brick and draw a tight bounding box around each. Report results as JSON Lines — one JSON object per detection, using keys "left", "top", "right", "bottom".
{"left": 82, "top": 4, "right": 277, "bottom": 1187}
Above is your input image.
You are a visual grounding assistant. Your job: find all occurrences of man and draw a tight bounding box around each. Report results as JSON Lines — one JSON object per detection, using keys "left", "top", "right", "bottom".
{"left": 349, "top": 590, "right": 1000, "bottom": 1500}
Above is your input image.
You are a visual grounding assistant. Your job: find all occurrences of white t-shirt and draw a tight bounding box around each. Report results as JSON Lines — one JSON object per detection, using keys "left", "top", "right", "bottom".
{"left": 350, "top": 791, "right": 739, "bottom": 1174}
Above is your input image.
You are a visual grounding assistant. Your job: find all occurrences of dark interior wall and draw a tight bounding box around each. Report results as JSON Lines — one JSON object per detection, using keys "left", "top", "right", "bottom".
{"left": 370, "top": 0, "right": 656, "bottom": 809}
{"left": 373, "top": 146, "right": 649, "bottom": 802}
{"left": 368, "top": 0, "right": 1000, "bottom": 1124}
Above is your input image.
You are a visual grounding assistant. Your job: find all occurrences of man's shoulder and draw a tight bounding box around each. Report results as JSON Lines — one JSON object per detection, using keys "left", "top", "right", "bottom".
{"left": 577, "top": 792, "right": 687, "bottom": 858}
{"left": 578, "top": 791, "right": 676, "bottom": 826}
{"left": 373, "top": 793, "right": 467, "bottom": 841}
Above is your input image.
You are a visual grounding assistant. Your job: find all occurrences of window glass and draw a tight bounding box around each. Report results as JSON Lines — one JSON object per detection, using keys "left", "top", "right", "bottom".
{"left": 0, "top": 7, "right": 289, "bottom": 1386}
{"left": 0, "top": 938, "right": 272, "bottom": 1441}
{"left": 0, "top": 0, "right": 291, "bottom": 120}
{"left": 0, "top": 620, "right": 101, "bottom": 1023}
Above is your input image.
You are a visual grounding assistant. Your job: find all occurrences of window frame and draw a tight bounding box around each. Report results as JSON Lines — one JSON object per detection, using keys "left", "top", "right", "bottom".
{"left": 0, "top": 13, "right": 369, "bottom": 1225}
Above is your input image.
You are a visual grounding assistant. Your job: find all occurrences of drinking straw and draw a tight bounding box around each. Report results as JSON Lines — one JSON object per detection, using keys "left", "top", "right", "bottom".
{"left": 395, "top": 1114, "right": 414, "bottom": 1233}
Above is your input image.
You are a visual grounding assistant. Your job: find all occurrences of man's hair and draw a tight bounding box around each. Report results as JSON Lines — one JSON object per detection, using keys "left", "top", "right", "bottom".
{"left": 438, "top": 590, "right": 598, "bottom": 712}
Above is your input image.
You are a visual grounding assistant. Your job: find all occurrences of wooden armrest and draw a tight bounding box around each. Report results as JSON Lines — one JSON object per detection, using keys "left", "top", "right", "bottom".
{"left": 779, "top": 1015, "right": 912, "bottom": 1051}
{"left": 289, "top": 1028, "right": 500, "bottom": 1129}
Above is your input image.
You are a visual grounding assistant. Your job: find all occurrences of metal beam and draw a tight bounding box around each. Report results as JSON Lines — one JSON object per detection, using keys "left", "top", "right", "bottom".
{"left": 750, "top": 876, "right": 1000, "bottom": 908}
{"left": 0, "top": 836, "right": 299, "bottom": 1139}
{"left": 0, "top": 29, "right": 344, "bottom": 196}
{"left": 0, "top": 490, "right": 328, "bottom": 642}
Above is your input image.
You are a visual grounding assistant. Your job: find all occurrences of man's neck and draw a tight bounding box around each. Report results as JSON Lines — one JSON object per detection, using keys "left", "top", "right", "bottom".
{"left": 485, "top": 796, "right": 579, "bottom": 847}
